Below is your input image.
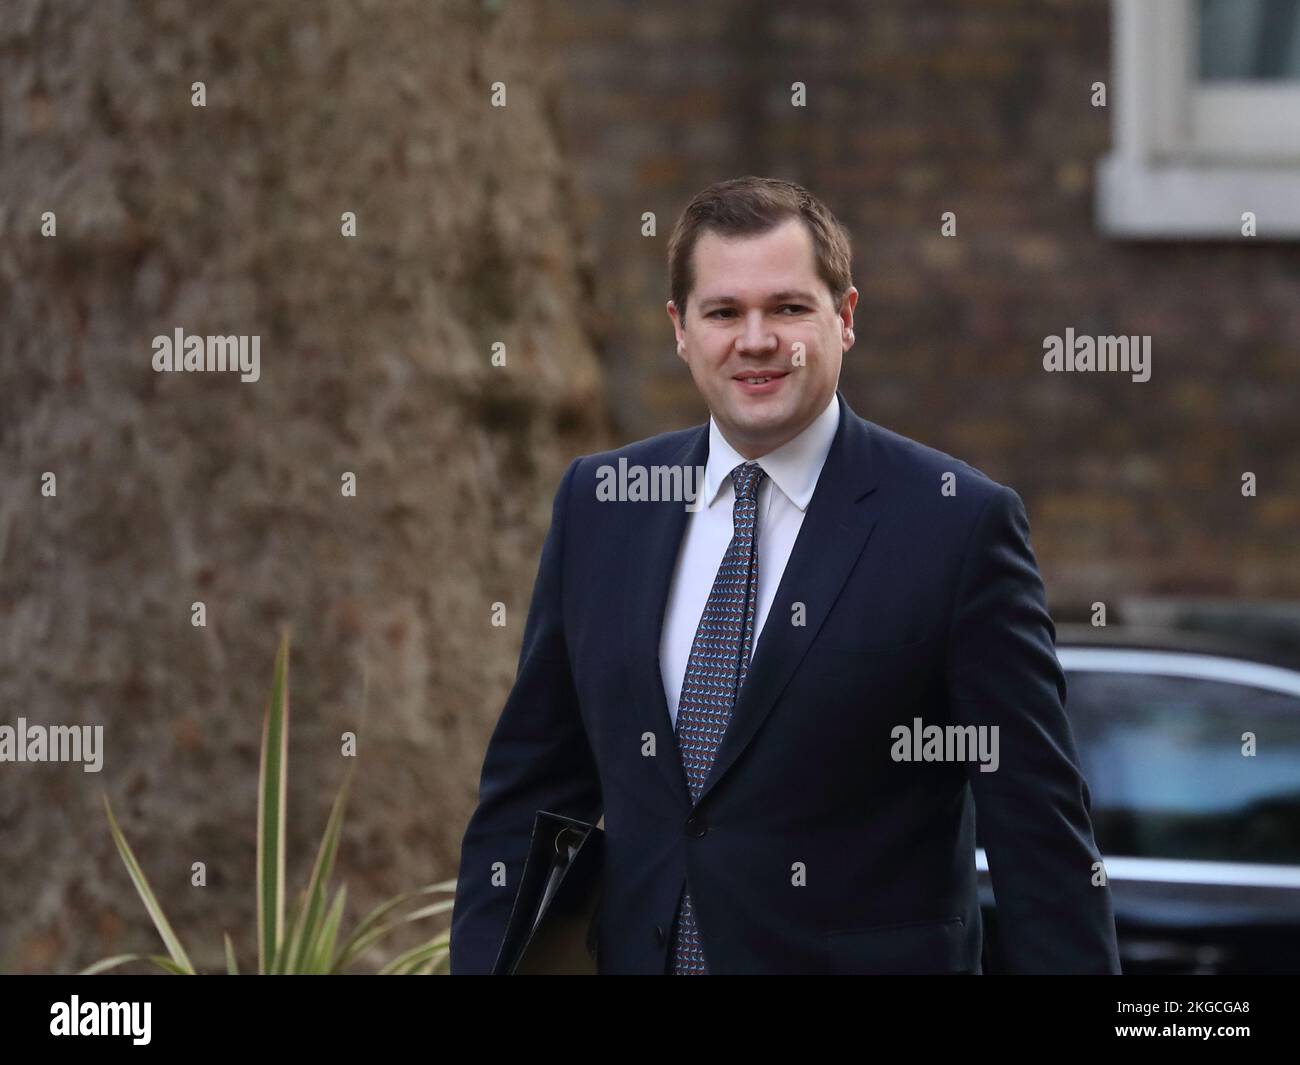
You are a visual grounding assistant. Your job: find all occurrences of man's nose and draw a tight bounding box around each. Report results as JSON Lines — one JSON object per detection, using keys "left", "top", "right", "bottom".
{"left": 736, "top": 312, "right": 779, "bottom": 353}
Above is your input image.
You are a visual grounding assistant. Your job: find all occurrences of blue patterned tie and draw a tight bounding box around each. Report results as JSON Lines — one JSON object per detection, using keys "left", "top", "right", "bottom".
{"left": 668, "top": 460, "right": 766, "bottom": 974}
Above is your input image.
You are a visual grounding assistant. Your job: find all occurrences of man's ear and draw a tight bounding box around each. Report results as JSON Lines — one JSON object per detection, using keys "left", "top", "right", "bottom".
{"left": 838, "top": 286, "right": 859, "bottom": 351}
{"left": 668, "top": 300, "right": 687, "bottom": 360}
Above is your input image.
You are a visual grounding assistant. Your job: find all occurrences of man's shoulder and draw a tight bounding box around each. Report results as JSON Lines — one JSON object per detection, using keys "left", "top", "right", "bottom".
{"left": 569, "top": 422, "right": 706, "bottom": 480}
{"left": 861, "top": 417, "right": 1016, "bottom": 509}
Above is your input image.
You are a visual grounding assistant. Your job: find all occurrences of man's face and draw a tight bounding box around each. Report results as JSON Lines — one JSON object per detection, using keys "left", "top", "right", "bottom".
{"left": 668, "top": 217, "right": 857, "bottom": 459}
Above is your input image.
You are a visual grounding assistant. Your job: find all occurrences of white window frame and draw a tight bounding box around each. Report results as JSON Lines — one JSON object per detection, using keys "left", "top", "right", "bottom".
{"left": 1098, "top": 0, "right": 1300, "bottom": 237}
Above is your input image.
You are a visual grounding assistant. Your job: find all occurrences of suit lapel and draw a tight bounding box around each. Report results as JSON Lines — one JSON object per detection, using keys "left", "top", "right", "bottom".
{"left": 621, "top": 390, "right": 883, "bottom": 810}
{"left": 621, "top": 424, "right": 709, "bottom": 806}
{"left": 696, "top": 391, "right": 881, "bottom": 806}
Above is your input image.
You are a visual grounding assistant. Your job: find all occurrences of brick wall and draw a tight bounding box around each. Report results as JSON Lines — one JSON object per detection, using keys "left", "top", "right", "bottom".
{"left": 541, "top": 0, "right": 1300, "bottom": 608}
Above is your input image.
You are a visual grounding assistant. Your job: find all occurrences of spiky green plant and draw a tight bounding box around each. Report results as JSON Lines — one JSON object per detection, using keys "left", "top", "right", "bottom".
{"left": 81, "top": 630, "right": 455, "bottom": 974}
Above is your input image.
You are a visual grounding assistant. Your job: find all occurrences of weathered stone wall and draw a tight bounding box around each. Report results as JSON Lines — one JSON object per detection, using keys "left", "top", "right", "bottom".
{"left": 0, "top": 0, "right": 611, "bottom": 972}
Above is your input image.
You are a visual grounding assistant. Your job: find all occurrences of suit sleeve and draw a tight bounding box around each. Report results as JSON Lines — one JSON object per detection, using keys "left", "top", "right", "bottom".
{"left": 946, "top": 484, "right": 1121, "bottom": 974}
{"left": 448, "top": 457, "right": 603, "bottom": 974}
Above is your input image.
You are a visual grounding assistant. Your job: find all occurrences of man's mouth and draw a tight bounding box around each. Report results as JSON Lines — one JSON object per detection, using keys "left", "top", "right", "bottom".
{"left": 732, "top": 370, "right": 790, "bottom": 395}
{"left": 733, "top": 370, "right": 789, "bottom": 385}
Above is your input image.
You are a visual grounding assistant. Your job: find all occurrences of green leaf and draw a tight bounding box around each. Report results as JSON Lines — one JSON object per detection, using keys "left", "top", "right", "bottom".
{"left": 307, "top": 884, "right": 347, "bottom": 972}
{"left": 81, "top": 951, "right": 193, "bottom": 976}
{"left": 331, "top": 882, "right": 456, "bottom": 972}
{"left": 147, "top": 954, "right": 194, "bottom": 975}
{"left": 78, "top": 953, "right": 153, "bottom": 975}
{"left": 274, "top": 888, "right": 308, "bottom": 975}
{"left": 224, "top": 932, "right": 239, "bottom": 975}
{"left": 257, "top": 628, "right": 291, "bottom": 975}
{"left": 283, "top": 758, "right": 358, "bottom": 973}
{"left": 99, "top": 793, "right": 196, "bottom": 974}
{"left": 396, "top": 899, "right": 455, "bottom": 923}
{"left": 333, "top": 901, "right": 451, "bottom": 971}
{"left": 377, "top": 933, "right": 450, "bottom": 975}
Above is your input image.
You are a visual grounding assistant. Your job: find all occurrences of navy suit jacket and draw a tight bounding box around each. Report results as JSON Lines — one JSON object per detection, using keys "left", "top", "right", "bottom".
{"left": 449, "top": 389, "right": 1121, "bottom": 974}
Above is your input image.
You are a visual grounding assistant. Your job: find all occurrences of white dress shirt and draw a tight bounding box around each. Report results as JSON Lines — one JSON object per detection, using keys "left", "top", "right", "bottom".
{"left": 660, "top": 391, "right": 841, "bottom": 730}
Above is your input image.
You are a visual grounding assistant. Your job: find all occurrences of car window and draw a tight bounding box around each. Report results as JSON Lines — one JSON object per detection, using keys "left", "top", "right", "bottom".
{"left": 1064, "top": 668, "right": 1300, "bottom": 865}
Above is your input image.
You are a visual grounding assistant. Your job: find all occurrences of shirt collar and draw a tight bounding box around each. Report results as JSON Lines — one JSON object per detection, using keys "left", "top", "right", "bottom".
{"left": 703, "top": 392, "right": 840, "bottom": 510}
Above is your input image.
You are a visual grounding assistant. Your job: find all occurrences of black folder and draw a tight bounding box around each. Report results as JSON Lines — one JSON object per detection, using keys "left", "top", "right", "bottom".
{"left": 492, "top": 810, "right": 605, "bottom": 975}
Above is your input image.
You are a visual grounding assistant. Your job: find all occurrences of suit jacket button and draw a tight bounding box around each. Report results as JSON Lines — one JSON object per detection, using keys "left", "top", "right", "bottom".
{"left": 686, "top": 813, "right": 708, "bottom": 837}
{"left": 654, "top": 924, "right": 665, "bottom": 946}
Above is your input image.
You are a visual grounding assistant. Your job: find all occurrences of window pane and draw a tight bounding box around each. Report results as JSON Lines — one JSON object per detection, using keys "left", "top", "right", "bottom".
{"left": 1067, "top": 669, "right": 1300, "bottom": 864}
{"left": 1199, "top": 0, "right": 1300, "bottom": 80}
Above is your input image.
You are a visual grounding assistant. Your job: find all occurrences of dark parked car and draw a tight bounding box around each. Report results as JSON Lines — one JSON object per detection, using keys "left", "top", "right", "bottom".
{"left": 977, "top": 623, "right": 1300, "bottom": 974}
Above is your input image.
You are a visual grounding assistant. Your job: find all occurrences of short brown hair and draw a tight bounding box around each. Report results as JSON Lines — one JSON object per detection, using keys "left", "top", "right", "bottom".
{"left": 667, "top": 176, "right": 854, "bottom": 322}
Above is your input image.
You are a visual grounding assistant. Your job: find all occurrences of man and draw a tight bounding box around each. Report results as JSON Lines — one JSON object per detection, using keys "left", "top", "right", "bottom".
{"left": 449, "top": 176, "right": 1120, "bottom": 975}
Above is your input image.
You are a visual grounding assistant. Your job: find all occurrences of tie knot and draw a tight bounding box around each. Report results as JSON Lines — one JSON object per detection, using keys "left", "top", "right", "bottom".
{"left": 730, "top": 461, "right": 765, "bottom": 502}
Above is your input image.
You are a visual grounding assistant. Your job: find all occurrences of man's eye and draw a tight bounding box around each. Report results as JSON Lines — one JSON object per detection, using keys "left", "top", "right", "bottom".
{"left": 707, "top": 305, "right": 806, "bottom": 318}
